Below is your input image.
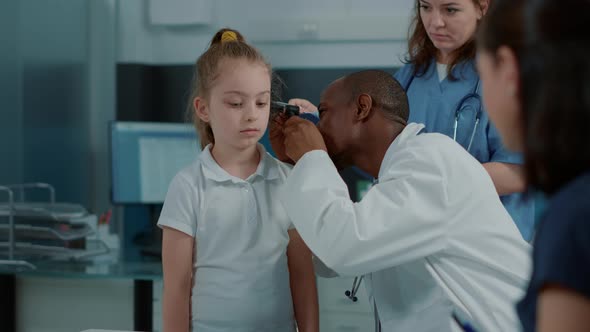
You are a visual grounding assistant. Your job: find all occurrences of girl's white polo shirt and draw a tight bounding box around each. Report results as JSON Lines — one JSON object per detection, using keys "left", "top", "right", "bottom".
{"left": 158, "top": 144, "right": 296, "bottom": 332}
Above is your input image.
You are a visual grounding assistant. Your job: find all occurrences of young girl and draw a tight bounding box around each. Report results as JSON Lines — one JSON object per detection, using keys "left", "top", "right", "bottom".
{"left": 158, "top": 28, "right": 319, "bottom": 332}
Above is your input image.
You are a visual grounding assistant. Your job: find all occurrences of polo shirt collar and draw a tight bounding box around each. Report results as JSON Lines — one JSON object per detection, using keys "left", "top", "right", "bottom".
{"left": 200, "top": 144, "right": 279, "bottom": 183}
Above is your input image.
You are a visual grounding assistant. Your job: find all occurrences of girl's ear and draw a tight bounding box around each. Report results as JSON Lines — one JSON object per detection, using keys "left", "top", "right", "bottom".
{"left": 194, "top": 97, "right": 209, "bottom": 122}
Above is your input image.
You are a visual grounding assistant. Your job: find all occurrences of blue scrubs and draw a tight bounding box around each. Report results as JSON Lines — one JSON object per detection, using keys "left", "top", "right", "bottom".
{"left": 395, "top": 60, "right": 535, "bottom": 241}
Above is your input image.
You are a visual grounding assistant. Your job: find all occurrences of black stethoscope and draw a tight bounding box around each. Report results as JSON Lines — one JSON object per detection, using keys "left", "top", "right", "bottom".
{"left": 404, "top": 72, "right": 483, "bottom": 153}
{"left": 345, "top": 275, "right": 364, "bottom": 302}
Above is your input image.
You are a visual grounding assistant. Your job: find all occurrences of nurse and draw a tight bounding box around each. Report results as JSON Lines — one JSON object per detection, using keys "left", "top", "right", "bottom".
{"left": 395, "top": 0, "right": 536, "bottom": 240}
{"left": 271, "top": 69, "right": 530, "bottom": 332}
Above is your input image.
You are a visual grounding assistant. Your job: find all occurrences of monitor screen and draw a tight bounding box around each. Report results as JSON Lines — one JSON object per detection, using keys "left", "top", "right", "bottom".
{"left": 110, "top": 121, "right": 200, "bottom": 204}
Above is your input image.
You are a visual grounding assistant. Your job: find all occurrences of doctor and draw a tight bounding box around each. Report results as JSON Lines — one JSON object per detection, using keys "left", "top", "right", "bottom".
{"left": 271, "top": 70, "right": 530, "bottom": 331}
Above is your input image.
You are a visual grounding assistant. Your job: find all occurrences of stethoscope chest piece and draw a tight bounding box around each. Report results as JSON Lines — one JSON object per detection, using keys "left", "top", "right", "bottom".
{"left": 345, "top": 276, "right": 364, "bottom": 302}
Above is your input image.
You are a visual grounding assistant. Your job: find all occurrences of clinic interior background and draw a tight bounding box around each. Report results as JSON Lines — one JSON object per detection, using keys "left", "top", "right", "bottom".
{"left": 1, "top": 0, "right": 412, "bottom": 220}
{"left": 0, "top": 0, "right": 413, "bottom": 331}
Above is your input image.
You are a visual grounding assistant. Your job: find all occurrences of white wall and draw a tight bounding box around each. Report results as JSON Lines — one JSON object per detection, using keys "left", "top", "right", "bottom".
{"left": 117, "top": 0, "right": 415, "bottom": 68}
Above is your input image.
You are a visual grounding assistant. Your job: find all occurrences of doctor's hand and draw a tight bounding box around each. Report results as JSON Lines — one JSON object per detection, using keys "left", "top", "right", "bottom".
{"left": 269, "top": 113, "right": 294, "bottom": 164}
{"left": 283, "top": 116, "right": 327, "bottom": 163}
{"left": 288, "top": 98, "right": 318, "bottom": 114}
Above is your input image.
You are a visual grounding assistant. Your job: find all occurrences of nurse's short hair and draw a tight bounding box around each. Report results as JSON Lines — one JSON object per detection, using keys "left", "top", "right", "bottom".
{"left": 343, "top": 70, "right": 410, "bottom": 124}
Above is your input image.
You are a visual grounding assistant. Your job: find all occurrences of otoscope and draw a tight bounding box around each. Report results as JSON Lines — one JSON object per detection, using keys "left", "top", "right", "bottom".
{"left": 271, "top": 101, "right": 319, "bottom": 124}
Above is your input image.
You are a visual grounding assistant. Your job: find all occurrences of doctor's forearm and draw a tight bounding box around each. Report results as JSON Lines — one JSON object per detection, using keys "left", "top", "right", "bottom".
{"left": 482, "top": 162, "right": 526, "bottom": 196}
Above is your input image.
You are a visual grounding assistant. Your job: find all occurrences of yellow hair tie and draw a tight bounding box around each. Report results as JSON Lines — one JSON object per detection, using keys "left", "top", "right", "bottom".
{"left": 221, "top": 31, "right": 238, "bottom": 43}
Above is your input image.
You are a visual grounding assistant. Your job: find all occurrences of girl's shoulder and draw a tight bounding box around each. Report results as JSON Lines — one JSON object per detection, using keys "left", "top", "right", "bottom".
{"left": 167, "top": 157, "right": 211, "bottom": 198}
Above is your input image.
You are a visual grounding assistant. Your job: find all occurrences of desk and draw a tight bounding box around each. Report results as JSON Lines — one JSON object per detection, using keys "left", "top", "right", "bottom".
{"left": 0, "top": 256, "right": 162, "bottom": 332}
{"left": 0, "top": 257, "right": 375, "bottom": 332}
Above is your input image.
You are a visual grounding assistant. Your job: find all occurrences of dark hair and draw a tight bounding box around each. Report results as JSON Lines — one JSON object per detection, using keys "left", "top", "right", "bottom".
{"left": 480, "top": 0, "right": 590, "bottom": 194}
{"left": 186, "top": 28, "right": 272, "bottom": 149}
{"left": 405, "top": 0, "right": 488, "bottom": 80}
{"left": 477, "top": 0, "right": 525, "bottom": 59}
{"left": 343, "top": 70, "right": 409, "bottom": 124}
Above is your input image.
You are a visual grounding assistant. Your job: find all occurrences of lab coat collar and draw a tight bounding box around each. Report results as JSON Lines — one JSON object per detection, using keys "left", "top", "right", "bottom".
{"left": 200, "top": 143, "right": 279, "bottom": 183}
{"left": 377, "top": 123, "right": 426, "bottom": 180}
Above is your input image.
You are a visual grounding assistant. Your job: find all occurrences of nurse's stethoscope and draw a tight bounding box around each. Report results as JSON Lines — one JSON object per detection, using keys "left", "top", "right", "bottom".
{"left": 344, "top": 74, "right": 484, "bottom": 304}
{"left": 403, "top": 73, "right": 483, "bottom": 153}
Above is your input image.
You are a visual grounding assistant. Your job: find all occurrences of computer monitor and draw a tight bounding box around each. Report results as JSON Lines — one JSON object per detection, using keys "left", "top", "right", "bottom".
{"left": 110, "top": 121, "right": 200, "bottom": 204}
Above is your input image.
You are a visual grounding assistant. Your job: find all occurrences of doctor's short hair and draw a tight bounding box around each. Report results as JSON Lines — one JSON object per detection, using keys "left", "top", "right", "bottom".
{"left": 481, "top": 0, "right": 590, "bottom": 194}
{"left": 342, "top": 70, "right": 410, "bottom": 124}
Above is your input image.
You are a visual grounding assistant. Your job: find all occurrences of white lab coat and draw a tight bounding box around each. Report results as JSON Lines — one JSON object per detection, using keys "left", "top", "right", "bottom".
{"left": 280, "top": 123, "right": 531, "bottom": 332}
